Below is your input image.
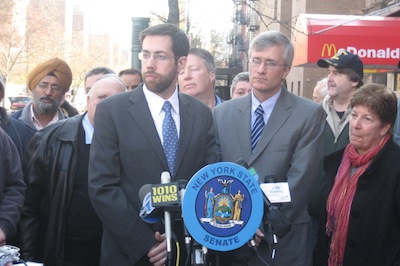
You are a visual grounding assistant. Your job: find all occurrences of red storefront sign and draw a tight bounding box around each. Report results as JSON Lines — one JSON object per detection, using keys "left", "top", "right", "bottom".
{"left": 293, "top": 14, "right": 400, "bottom": 69}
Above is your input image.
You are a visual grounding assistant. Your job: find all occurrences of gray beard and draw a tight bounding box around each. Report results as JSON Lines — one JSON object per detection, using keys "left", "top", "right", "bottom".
{"left": 35, "top": 101, "right": 59, "bottom": 115}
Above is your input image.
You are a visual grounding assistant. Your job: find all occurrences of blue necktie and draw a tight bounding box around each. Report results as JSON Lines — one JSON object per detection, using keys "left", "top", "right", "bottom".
{"left": 251, "top": 105, "right": 265, "bottom": 151}
{"left": 162, "top": 101, "right": 178, "bottom": 175}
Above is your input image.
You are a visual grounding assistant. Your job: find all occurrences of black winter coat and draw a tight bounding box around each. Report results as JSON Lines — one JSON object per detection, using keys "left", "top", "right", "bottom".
{"left": 19, "top": 115, "right": 83, "bottom": 265}
{"left": 313, "top": 137, "right": 400, "bottom": 266}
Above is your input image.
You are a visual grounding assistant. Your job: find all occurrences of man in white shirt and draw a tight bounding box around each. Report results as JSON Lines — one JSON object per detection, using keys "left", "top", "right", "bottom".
{"left": 12, "top": 58, "right": 72, "bottom": 131}
{"left": 178, "top": 48, "right": 223, "bottom": 108}
{"left": 88, "top": 23, "right": 217, "bottom": 266}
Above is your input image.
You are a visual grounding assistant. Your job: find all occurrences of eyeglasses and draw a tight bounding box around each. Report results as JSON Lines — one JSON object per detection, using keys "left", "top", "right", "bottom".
{"left": 138, "top": 52, "right": 174, "bottom": 62}
{"left": 37, "top": 82, "right": 62, "bottom": 92}
{"left": 248, "top": 58, "right": 286, "bottom": 68}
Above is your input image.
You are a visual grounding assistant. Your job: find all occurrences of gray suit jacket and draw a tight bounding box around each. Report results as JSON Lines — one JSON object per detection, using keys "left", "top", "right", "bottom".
{"left": 213, "top": 88, "right": 325, "bottom": 265}
{"left": 88, "top": 86, "right": 217, "bottom": 265}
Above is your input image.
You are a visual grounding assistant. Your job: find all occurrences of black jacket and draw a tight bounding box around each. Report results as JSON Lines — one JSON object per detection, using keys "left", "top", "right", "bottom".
{"left": 0, "top": 128, "right": 26, "bottom": 240}
{"left": 19, "top": 115, "right": 83, "bottom": 264}
{"left": 313, "top": 137, "right": 400, "bottom": 266}
{"left": 0, "top": 107, "right": 35, "bottom": 159}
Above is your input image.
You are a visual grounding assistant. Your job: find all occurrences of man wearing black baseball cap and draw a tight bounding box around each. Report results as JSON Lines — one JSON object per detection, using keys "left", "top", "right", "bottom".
{"left": 317, "top": 50, "right": 364, "bottom": 155}
{"left": 309, "top": 50, "right": 364, "bottom": 244}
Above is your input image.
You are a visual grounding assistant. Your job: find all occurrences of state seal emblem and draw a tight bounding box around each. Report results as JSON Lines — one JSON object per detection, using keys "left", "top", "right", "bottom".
{"left": 182, "top": 162, "right": 264, "bottom": 251}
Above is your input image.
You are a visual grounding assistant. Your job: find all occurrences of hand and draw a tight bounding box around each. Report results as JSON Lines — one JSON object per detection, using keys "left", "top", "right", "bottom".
{"left": 248, "top": 229, "right": 264, "bottom": 248}
{"left": 0, "top": 228, "right": 6, "bottom": 246}
{"left": 147, "top": 232, "right": 167, "bottom": 266}
{"left": 254, "top": 229, "right": 265, "bottom": 245}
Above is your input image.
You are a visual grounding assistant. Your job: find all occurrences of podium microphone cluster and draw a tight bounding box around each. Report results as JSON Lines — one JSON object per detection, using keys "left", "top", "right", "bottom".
{"left": 138, "top": 172, "right": 189, "bottom": 265}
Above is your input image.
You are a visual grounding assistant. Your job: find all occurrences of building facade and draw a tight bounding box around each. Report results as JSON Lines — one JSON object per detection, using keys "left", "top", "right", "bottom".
{"left": 229, "top": 0, "right": 400, "bottom": 99}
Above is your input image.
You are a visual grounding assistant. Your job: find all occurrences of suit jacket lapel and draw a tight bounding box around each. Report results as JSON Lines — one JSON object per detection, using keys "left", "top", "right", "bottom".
{"left": 236, "top": 96, "right": 253, "bottom": 162}
{"left": 174, "top": 93, "right": 194, "bottom": 176}
{"left": 128, "top": 86, "right": 169, "bottom": 170}
{"left": 249, "top": 88, "right": 291, "bottom": 164}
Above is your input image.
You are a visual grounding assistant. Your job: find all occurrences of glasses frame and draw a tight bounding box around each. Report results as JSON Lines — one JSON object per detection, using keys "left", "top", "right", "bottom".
{"left": 248, "top": 57, "right": 287, "bottom": 68}
{"left": 138, "top": 52, "right": 175, "bottom": 62}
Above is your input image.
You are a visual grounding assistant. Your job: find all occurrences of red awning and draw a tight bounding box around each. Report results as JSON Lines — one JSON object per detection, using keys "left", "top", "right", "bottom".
{"left": 293, "top": 13, "right": 400, "bottom": 70}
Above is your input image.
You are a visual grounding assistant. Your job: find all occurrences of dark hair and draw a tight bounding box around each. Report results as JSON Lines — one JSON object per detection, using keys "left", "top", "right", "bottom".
{"left": 118, "top": 68, "right": 143, "bottom": 82}
{"left": 140, "top": 23, "right": 189, "bottom": 61}
{"left": 336, "top": 67, "right": 363, "bottom": 88}
{"left": 85, "top": 67, "right": 115, "bottom": 82}
{"left": 351, "top": 83, "right": 397, "bottom": 133}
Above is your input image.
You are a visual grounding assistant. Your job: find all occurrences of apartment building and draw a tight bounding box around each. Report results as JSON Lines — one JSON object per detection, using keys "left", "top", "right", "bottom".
{"left": 229, "top": 0, "right": 400, "bottom": 99}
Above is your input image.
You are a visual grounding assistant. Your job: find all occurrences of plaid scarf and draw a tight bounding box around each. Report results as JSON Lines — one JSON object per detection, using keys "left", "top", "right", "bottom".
{"left": 325, "top": 134, "right": 390, "bottom": 265}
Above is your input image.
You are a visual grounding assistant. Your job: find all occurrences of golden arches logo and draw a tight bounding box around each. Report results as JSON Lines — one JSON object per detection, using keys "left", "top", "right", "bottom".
{"left": 321, "top": 44, "right": 337, "bottom": 57}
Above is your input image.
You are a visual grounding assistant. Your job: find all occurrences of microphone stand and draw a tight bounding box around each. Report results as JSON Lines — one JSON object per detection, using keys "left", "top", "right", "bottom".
{"left": 161, "top": 172, "right": 173, "bottom": 266}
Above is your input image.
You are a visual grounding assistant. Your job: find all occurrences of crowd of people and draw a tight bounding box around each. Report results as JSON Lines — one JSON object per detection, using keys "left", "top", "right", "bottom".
{"left": 0, "top": 22, "right": 399, "bottom": 266}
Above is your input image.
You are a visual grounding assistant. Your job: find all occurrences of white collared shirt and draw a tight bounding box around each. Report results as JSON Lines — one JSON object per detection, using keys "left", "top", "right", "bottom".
{"left": 30, "top": 104, "right": 60, "bottom": 130}
{"left": 251, "top": 88, "right": 281, "bottom": 127}
{"left": 143, "top": 84, "right": 180, "bottom": 143}
{"left": 82, "top": 113, "right": 94, "bottom": 144}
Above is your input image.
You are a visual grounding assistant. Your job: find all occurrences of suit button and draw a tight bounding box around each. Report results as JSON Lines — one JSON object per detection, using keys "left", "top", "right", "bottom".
{"left": 351, "top": 210, "right": 360, "bottom": 218}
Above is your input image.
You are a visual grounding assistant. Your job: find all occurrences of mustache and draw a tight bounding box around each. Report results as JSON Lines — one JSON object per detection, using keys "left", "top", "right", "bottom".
{"left": 144, "top": 71, "right": 159, "bottom": 76}
{"left": 39, "top": 96, "right": 55, "bottom": 102}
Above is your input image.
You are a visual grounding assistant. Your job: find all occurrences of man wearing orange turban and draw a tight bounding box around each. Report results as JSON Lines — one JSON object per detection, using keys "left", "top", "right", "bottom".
{"left": 12, "top": 58, "right": 72, "bottom": 131}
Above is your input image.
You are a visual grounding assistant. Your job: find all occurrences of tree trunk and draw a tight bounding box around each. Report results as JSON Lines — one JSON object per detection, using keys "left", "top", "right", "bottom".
{"left": 168, "top": 0, "right": 179, "bottom": 25}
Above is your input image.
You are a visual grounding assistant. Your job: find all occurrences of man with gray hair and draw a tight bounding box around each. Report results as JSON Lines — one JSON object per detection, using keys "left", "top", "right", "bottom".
{"left": 312, "top": 78, "right": 328, "bottom": 104}
{"left": 19, "top": 74, "right": 126, "bottom": 265}
{"left": 178, "top": 47, "right": 223, "bottom": 108}
{"left": 213, "top": 30, "right": 325, "bottom": 265}
{"left": 230, "top": 72, "right": 252, "bottom": 99}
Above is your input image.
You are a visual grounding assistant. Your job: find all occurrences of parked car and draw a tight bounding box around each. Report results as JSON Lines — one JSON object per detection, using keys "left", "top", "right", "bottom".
{"left": 9, "top": 95, "right": 32, "bottom": 113}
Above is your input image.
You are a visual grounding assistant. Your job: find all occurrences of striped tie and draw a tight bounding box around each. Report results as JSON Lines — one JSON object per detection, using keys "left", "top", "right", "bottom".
{"left": 162, "top": 101, "right": 179, "bottom": 175}
{"left": 251, "top": 104, "right": 265, "bottom": 151}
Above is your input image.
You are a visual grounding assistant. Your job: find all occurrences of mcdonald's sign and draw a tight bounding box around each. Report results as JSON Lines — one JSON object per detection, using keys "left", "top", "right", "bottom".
{"left": 321, "top": 44, "right": 337, "bottom": 57}
{"left": 293, "top": 14, "right": 400, "bottom": 68}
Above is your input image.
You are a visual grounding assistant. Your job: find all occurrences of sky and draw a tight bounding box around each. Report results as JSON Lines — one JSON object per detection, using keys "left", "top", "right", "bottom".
{"left": 80, "top": 0, "right": 234, "bottom": 49}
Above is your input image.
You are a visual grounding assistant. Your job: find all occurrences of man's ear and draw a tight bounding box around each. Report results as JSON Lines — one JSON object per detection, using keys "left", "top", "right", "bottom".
{"left": 177, "top": 57, "right": 187, "bottom": 73}
{"left": 209, "top": 71, "right": 216, "bottom": 83}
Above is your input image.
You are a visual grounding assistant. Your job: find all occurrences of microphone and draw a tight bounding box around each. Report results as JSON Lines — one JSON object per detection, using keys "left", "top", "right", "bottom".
{"left": 235, "top": 159, "right": 262, "bottom": 249}
{"left": 235, "top": 158, "right": 249, "bottom": 168}
{"left": 161, "top": 171, "right": 174, "bottom": 264}
{"left": 138, "top": 184, "right": 161, "bottom": 223}
{"left": 235, "top": 160, "right": 291, "bottom": 239}
{"left": 138, "top": 178, "right": 188, "bottom": 224}
{"left": 235, "top": 158, "right": 259, "bottom": 182}
{"left": 139, "top": 178, "right": 189, "bottom": 265}
{"left": 177, "top": 179, "right": 193, "bottom": 266}
{"left": 260, "top": 175, "right": 291, "bottom": 239}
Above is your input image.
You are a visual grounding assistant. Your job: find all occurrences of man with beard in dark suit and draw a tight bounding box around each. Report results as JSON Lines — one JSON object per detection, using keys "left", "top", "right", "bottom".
{"left": 88, "top": 23, "right": 217, "bottom": 266}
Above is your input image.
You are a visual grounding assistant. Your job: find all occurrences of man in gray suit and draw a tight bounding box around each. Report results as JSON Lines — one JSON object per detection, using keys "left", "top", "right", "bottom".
{"left": 88, "top": 23, "right": 217, "bottom": 266}
{"left": 213, "top": 31, "right": 325, "bottom": 265}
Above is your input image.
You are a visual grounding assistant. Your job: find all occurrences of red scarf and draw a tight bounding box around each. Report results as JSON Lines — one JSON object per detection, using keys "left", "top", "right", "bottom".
{"left": 325, "top": 134, "right": 390, "bottom": 266}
